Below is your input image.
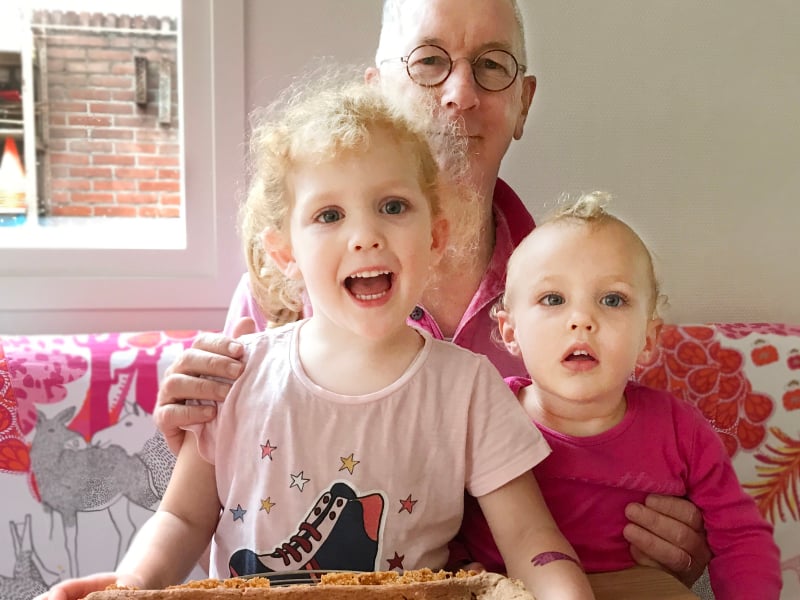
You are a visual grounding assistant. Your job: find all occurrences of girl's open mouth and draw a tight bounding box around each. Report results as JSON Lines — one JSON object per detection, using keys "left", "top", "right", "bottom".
{"left": 344, "top": 270, "right": 393, "bottom": 301}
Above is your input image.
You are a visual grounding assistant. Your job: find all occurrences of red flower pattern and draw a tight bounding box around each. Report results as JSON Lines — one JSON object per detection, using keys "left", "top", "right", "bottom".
{"left": 635, "top": 325, "right": 775, "bottom": 458}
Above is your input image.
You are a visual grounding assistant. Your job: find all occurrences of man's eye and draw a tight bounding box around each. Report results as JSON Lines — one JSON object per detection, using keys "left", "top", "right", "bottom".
{"left": 476, "top": 58, "right": 510, "bottom": 76}
{"left": 601, "top": 293, "right": 625, "bottom": 308}
{"left": 416, "top": 54, "right": 447, "bottom": 68}
{"left": 541, "top": 294, "right": 565, "bottom": 306}
{"left": 315, "top": 209, "right": 342, "bottom": 224}
{"left": 381, "top": 199, "right": 406, "bottom": 215}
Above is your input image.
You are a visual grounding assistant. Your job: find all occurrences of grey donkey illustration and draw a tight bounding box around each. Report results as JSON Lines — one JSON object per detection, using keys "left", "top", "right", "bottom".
{"left": 30, "top": 405, "right": 176, "bottom": 578}
{"left": 0, "top": 514, "right": 58, "bottom": 600}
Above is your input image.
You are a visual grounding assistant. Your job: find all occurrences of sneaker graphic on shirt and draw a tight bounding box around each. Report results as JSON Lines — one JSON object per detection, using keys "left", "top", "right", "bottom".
{"left": 228, "top": 481, "right": 385, "bottom": 582}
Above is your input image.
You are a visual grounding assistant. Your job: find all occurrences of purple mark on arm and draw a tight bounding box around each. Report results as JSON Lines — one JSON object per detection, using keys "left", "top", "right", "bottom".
{"left": 531, "top": 552, "right": 582, "bottom": 568}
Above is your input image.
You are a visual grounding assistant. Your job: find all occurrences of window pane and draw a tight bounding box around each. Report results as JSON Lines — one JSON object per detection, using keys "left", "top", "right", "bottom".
{"left": 0, "top": 0, "right": 183, "bottom": 250}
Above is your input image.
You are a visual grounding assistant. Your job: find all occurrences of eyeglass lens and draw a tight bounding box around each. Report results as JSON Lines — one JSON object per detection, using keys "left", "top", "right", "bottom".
{"left": 405, "top": 45, "right": 520, "bottom": 91}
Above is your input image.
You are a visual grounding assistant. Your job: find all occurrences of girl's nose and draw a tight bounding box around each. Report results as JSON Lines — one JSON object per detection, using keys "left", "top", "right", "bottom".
{"left": 349, "top": 219, "right": 384, "bottom": 251}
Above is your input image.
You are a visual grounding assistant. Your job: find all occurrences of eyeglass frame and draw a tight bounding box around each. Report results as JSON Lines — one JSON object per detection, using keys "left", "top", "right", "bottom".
{"left": 381, "top": 44, "right": 527, "bottom": 92}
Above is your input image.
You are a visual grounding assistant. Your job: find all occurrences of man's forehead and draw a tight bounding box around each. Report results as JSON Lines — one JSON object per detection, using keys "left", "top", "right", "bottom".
{"left": 383, "top": 0, "right": 522, "bottom": 53}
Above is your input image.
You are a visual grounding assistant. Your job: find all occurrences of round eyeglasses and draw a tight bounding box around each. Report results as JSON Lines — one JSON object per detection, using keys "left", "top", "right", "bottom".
{"left": 383, "top": 44, "right": 526, "bottom": 92}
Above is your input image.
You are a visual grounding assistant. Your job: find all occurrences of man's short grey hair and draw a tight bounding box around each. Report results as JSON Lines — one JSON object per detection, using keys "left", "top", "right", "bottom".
{"left": 376, "top": 0, "right": 528, "bottom": 66}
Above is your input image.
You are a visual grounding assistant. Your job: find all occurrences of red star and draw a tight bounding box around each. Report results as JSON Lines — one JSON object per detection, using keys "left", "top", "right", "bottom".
{"left": 261, "top": 440, "right": 277, "bottom": 460}
{"left": 398, "top": 494, "right": 418, "bottom": 514}
{"left": 387, "top": 551, "right": 405, "bottom": 570}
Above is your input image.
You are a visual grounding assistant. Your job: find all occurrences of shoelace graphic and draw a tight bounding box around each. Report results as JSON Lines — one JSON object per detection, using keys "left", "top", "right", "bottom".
{"left": 273, "top": 522, "right": 322, "bottom": 564}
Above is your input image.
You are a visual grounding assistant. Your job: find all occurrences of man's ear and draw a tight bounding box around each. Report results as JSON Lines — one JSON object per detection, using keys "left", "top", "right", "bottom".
{"left": 364, "top": 65, "right": 380, "bottom": 85}
{"left": 496, "top": 309, "right": 521, "bottom": 356}
{"left": 261, "top": 229, "right": 301, "bottom": 280}
{"left": 639, "top": 317, "right": 663, "bottom": 362}
{"left": 429, "top": 217, "right": 449, "bottom": 266}
{"left": 513, "top": 75, "right": 536, "bottom": 141}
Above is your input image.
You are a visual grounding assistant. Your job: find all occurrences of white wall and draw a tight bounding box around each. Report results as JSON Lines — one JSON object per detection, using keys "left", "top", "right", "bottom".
{"left": 244, "top": 0, "right": 799, "bottom": 326}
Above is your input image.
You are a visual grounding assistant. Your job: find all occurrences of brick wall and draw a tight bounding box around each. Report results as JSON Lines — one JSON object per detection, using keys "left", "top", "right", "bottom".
{"left": 33, "top": 11, "right": 180, "bottom": 218}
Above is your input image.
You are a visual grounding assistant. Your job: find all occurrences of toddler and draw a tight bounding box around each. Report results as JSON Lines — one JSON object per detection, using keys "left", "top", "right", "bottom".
{"left": 458, "top": 192, "right": 781, "bottom": 599}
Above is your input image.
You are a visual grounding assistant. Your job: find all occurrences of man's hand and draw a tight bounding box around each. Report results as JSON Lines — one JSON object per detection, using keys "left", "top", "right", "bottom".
{"left": 154, "top": 317, "right": 256, "bottom": 454}
{"left": 624, "top": 494, "right": 711, "bottom": 587}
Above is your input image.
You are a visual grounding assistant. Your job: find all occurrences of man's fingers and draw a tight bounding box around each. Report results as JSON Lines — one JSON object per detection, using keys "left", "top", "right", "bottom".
{"left": 644, "top": 494, "right": 705, "bottom": 532}
{"left": 624, "top": 521, "right": 689, "bottom": 567}
{"left": 624, "top": 501, "right": 709, "bottom": 587}
{"left": 166, "top": 348, "right": 243, "bottom": 384}
{"left": 190, "top": 332, "right": 245, "bottom": 359}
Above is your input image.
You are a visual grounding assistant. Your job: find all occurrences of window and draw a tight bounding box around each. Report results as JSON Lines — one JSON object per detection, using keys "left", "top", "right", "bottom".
{"left": 0, "top": 0, "right": 246, "bottom": 334}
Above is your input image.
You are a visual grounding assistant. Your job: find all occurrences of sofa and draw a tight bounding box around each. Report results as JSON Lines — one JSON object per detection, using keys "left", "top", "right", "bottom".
{"left": 1, "top": 323, "right": 798, "bottom": 599}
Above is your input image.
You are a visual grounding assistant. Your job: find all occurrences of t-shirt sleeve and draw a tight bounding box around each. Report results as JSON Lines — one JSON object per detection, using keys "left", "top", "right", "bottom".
{"left": 465, "top": 357, "right": 550, "bottom": 498}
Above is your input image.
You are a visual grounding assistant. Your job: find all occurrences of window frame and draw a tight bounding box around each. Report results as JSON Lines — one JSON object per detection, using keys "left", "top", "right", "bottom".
{"left": 0, "top": 0, "right": 245, "bottom": 334}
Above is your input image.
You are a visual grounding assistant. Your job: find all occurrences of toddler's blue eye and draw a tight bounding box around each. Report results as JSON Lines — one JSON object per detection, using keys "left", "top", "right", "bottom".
{"left": 601, "top": 293, "right": 625, "bottom": 307}
{"left": 316, "top": 209, "right": 342, "bottom": 223}
{"left": 541, "top": 293, "right": 565, "bottom": 306}
{"left": 382, "top": 199, "right": 406, "bottom": 215}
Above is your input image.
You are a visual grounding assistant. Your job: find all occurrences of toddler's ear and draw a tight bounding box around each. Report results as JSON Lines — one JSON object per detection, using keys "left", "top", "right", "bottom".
{"left": 639, "top": 317, "right": 663, "bottom": 362}
{"left": 496, "top": 309, "right": 521, "bottom": 356}
{"left": 262, "top": 229, "right": 301, "bottom": 280}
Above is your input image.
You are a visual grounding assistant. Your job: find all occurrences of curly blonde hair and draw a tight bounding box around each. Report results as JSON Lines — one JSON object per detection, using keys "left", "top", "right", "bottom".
{"left": 240, "top": 73, "right": 443, "bottom": 323}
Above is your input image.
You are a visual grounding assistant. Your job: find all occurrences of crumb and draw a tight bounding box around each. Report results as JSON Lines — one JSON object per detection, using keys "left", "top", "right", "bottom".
{"left": 166, "top": 577, "right": 270, "bottom": 590}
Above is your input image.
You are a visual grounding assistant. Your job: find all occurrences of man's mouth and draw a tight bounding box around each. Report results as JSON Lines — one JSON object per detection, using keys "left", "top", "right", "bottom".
{"left": 344, "top": 270, "right": 393, "bottom": 301}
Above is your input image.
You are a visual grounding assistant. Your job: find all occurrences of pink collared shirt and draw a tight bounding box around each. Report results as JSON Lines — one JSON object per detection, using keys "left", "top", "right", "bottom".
{"left": 224, "top": 178, "right": 534, "bottom": 379}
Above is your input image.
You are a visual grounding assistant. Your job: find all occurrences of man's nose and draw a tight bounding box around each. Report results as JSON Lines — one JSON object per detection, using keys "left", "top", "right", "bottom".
{"left": 439, "top": 59, "right": 480, "bottom": 111}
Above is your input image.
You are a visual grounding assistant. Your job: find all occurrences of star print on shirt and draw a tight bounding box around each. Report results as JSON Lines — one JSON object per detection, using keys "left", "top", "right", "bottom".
{"left": 339, "top": 453, "right": 360, "bottom": 474}
{"left": 290, "top": 471, "right": 310, "bottom": 492}
{"left": 398, "top": 494, "right": 418, "bottom": 514}
{"left": 260, "top": 440, "right": 277, "bottom": 460}
{"left": 387, "top": 552, "right": 405, "bottom": 570}
{"left": 230, "top": 504, "right": 247, "bottom": 522}
{"left": 260, "top": 497, "right": 276, "bottom": 513}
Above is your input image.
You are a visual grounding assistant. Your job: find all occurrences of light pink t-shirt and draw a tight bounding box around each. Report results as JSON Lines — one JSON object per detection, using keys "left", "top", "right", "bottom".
{"left": 190, "top": 321, "right": 549, "bottom": 579}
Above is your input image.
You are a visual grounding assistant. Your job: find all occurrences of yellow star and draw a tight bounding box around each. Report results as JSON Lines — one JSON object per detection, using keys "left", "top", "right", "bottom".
{"left": 260, "top": 497, "right": 276, "bottom": 513}
{"left": 339, "top": 453, "right": 360, "bottom": 474}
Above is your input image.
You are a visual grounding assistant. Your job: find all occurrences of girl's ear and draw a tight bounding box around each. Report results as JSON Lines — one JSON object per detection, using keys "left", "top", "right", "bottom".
{"left": 262, "top": 229, "right": 301, "bottom": 280}
{"left": 429, "top": 217, "right": 449, "bottom": 266}
{"left": 496, "top": 309, "right": 521, "bottom": 356}
{"left": 639, "top": 317, "right": 663, "bottom": 362}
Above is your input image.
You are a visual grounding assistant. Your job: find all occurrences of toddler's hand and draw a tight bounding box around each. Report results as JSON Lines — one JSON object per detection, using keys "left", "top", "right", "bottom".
{"left": 33, "top": 572, "right": 120, "bottom": 600}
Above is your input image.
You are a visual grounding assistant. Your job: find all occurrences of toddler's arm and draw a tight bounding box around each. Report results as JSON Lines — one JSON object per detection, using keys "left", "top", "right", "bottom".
{"left": 478, "top": 471, "right": 594, "bottom": 600}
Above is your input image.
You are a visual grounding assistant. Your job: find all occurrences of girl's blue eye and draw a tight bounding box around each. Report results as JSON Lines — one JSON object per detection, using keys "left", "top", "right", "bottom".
{"left": 382, "top": 199, "right": 406, "bottom": 215}
{"left": 316, "top": 209, "right": 342, "bottom": 223}
{"left": 541, "top": 293, "right": 565, "bottom": 306}
{"left": 601, "top": 293, "right": 625, "bottom": 307}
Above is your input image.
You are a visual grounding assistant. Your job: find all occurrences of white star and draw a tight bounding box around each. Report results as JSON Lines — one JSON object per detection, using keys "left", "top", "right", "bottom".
{"left": 290, "top": 471, "right": 310, "bottom": 492}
